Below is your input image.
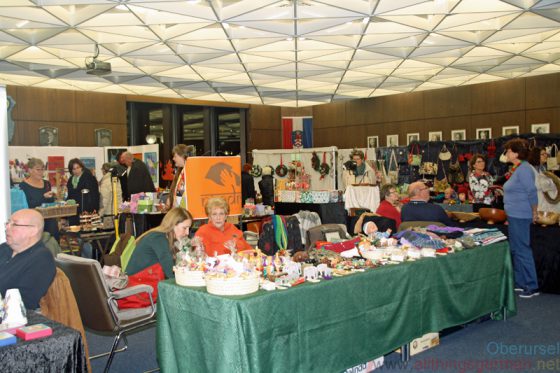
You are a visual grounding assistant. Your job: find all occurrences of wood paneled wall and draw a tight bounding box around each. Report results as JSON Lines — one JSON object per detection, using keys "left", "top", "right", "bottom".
{"left": 310, "top": 73, "right": 560, "bottom": 149}
{"left": 7, "top": 86, "right": 127, "bottom": 147}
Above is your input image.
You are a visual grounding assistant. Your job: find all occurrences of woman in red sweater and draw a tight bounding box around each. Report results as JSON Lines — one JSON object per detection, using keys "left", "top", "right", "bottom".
{"left": 375, "top": 184, "right": 402, "bottom": 229}
{"left": 195, "top": 197, "right": 252, "bottom": 256}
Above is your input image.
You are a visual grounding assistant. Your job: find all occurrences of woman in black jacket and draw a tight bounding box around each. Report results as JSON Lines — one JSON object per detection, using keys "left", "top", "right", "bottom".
{"left": 66, "top": 158, "right": 100, "bottom": 225}
{"left": 258, "top": 166, "right": 274, "bottom": 206}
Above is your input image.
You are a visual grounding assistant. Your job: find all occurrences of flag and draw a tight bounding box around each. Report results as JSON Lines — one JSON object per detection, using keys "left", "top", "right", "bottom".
{"left": 282, "top": 117, "right": 313, "bottom": 149}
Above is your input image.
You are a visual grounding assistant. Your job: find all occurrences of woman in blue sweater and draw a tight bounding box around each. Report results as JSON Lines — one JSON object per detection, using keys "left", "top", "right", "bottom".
{"left": 503, "top": 138, "right": 539, "bottom": 298}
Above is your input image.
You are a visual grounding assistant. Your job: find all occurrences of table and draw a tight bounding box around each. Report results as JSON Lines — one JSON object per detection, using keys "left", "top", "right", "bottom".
{"left": 344, "top": 185, "right": 380, "bottom": 212}
{"left": 274, "top": 202, "right": 346, "bottom": 225}
{"left": 0, "top": 311, "right": 87, "bottom": 372}
{"left": 118, "top": 212, "right": 165, "bottom": 237}
{"left": 157, "top": 242, "right": 516, "bottom": 373}
{"left": 60, "top": 229, "right": 115, "bottom": 259}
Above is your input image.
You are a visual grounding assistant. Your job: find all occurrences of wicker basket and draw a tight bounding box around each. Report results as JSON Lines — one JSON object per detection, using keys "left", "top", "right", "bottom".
{"left": 206, "top": 275, "right": 260, "bottom": 296}
{"left": 174, "top": 267, "right": 206, "bottom": 287}
{"left": 36, "top": 205, "right": 78, "bottom": 219}
{"left": 450, "top": 211, "right": 479, "bottom": 223}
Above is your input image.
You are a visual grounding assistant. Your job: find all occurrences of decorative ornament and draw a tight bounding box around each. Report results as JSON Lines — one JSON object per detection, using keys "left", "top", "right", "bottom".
{"left": 319, "top": 152, "right": 330, "bottom": 180}
{"left": 311, "top": 151, "right": 320, "bottom": 171}
{"left": 250, "top": 165, "right": 262, "bottom": 177}
{"left": 275, "top": 154, "right": 288, "bottom": 177}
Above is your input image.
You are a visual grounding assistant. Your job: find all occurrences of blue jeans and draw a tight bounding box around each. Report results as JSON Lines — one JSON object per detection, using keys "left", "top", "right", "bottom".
{"left": 507, "top": 217, "right": 538, "bottom": 291}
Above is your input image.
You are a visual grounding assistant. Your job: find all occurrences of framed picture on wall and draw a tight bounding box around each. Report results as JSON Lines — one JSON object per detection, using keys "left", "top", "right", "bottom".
{"left": 95, "top": 128, "right": 112, "bottom": 147}
{"left": 428, "top": 131, "right": 442, "bottom": 142}
{"left": 502, "top": 126, "right": 519, "bottom": 136}
{"left": 386, "top": 134, "right": 399, "bottom": 147}
{"left": 407, "top": 133, "right": 420, "bottom": 145}
{"left": 531, "top": 123, "right": 550, "bottom": 134}
{"left": 451, "top": 129, "right": 466, "bottom": 141}
{"left": 367, "top": 136, "right": 379, "bottom": 149}
{"left": 476, "top": 128, "right": 492, "bottom": 140}
{"left": 39, "top": 126, "right": 59, "bottom": 146}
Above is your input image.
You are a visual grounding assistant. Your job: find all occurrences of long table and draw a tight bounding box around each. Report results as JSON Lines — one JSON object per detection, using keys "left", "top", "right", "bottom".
{"left": 274, "top": 201, "right": 346, "bottom": 225}
{"left": 157, "top": 242, "right": 516, "bottom": 373}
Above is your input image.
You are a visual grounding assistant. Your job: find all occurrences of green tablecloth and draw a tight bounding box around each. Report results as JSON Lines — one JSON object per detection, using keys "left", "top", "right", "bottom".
{"left": 157, "top": 242, "right": 516, "bottom": 373}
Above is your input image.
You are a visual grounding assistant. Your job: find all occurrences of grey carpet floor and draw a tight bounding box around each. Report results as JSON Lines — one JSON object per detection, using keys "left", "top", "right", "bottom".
{"left": 87, "top": 293, "right": 560, "bottom": 373}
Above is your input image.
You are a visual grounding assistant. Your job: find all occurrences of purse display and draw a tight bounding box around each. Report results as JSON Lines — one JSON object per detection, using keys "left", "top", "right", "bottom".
{"left": 387, "top": 149, "right": 399, "bottom": 185}
{"left": 547, "top": 144, "right": 559, "bottom": 170}
{"left": 438, "top": 144, "right": 451, "bottom": 161}
{"left": 408, "top": 144, "right": 422, "bottom": 166}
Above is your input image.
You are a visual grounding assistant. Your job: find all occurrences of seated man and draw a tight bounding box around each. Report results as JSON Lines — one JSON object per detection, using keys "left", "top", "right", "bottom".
{"left": 0, "top": 209, "right": 56, "bottom": 309}
{"left": 401, "top": 181, "right": 455, "bottom": 226}
{"left": 375, "top": 184, "right": 402, "bottom": 229}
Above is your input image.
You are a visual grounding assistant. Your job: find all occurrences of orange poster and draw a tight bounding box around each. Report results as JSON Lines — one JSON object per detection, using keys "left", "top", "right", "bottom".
{"left": 185, "top": 156, "right": 242, "bottom": 219}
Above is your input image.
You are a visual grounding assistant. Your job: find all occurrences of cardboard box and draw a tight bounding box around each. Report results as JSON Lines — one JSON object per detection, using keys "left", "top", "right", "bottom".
{"left": 343, "top": 356, "right": 384, "bottom": 373}
{"left": 0, "top": 331, "right": 17, "bottom": 347}
{"left": 397, "top": 332, "right": 440, "bottom": 356}
{"left": 16, "top": 324, "right": 53, "bottom": 341}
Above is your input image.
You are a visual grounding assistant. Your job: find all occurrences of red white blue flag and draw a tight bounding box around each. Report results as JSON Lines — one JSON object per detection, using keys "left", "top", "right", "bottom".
{"left": 282, "top": 117, "right": 313, "bottom": 149}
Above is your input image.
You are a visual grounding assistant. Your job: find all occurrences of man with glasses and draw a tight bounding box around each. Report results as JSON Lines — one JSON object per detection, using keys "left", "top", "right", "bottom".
{"left": 0, "top": 209, "right": 55, "bottom": 309}
{"left": 401, "top": 181, "right": 454, "bottom": 226}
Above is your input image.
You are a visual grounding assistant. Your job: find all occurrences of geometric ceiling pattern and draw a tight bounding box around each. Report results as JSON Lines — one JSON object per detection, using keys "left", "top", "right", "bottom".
{"left": 2, "top": 1, "right": 560, "bottom": 107}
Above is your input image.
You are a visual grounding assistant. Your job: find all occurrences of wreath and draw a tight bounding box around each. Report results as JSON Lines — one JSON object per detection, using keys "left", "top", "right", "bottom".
{"left": 276, "top": 164, "right": 288, "bottom": 177}
{"left": 311, "top": 152, "right": 320, "bottom": 172}
{"left": 250, "top": 165, "right": 262, "bottom": 177}
{"left": 319, "top": 163, "right": 330, "bottom": 179}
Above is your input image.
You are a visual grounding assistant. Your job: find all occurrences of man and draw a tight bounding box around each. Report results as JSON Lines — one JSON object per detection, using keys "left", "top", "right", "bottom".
{"left": 0, "top": 209, "right": 56, "bottom": 309}
{"left": 375, "top": 184, "right": 402, "bottom": 229}
{"left": 119, "top": 151, "right": 156, "bottom": 200}
{"left": 401, "top": 181, "right": 454, "bottom": 226}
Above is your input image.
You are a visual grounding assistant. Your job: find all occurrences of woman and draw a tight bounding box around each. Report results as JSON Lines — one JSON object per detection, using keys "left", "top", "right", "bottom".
{"left": 528, "top": 147, "right": 559, "bottom": 214}
{"left": 126, "top": 207, "right": 193, "bottom": 278}
{"left": 503, "top": 138, "right": 539, "bottom": 298}
{"left": 241, "top": 163, "right": 256, "bottom": 205}
{"left": 468, "top": 154, "right": 495, "bottom": 205}
{"left": 98, "top": 162, "right": 123, "bottom": 223}
{"left": 195, "top": 197, "right": 252, "bottom": 256}
{"left": 19, "top": 158, "right": 58, "bottom": 238}
{"left": 168, "top": 144, "right": 194, "bottom": 209}
{"left": 66, "top": 158, "right": 100, "bottom": 225}
{"left": 343, "top": 149, "right": 377, "bottom": 188}
{"left": 375, "top": 183, "right": 402, "bottom": 229}
{"left": 258, "top": 166, "right": 275, "bottom": 206}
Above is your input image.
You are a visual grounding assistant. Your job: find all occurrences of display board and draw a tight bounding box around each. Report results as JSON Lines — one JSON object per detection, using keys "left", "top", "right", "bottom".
{"left": 185, "top": 156, "right": 241, "bottom": 219}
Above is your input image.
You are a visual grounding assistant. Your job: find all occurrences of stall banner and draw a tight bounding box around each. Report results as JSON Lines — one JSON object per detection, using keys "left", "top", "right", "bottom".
{"left": 185, "top": 156, "right": 242, "bottom": 219}
{"left": 282, "top": 116, "right": 313, "bottom": 149}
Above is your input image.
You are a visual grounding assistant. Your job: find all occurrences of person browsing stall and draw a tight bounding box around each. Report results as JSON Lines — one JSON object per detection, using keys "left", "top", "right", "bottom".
{"left": 66, "top": 158, "right": 100, "bottom": 225}
{"left": 126, "top": 207, "right": 193, "bottom": 279}
{"left": 0, "top": 209, "right": 55, "bottom": 309}
{"left": 503, "top": 138, "right": 539, "bottom": 298}
{"left": 118, "top": 151, "right": 155, "bottom": 199}
{"left": 195, "top": 197, "right": 252, "bottom": 256}
{"left": 375, "top": 183, "right": 402, "bottom": 229}
{"left": 401, "top": 181, "right": 454, "bottom": 226}
{"left": 98, "top": 162, "right": 123, "bottom": 220}
{"left": 167, "top": 144, "right": 194, "bottom": 209}
{"left": 468, "top": 154, "right": 495, "bottom": 206}
{"left": 242, "top": 163, "right": 256, "bottom": 205}
{"left": 258, "top": 166, "right": 275, "bottom": 206}
{"left": 342, "top": 149, "right": 377, "bottom": 189}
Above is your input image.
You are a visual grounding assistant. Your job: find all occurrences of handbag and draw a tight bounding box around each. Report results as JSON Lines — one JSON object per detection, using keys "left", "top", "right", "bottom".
{"left": 421, "top": 162, "right": 437, "bottom": 175}
{"left": 116, "top": 263, "right": 164, "bottom": 309}
{"left": 438, "top": 144, "right": 452, "bottom": 161}
{"left": 547, "top": 144, "right": 559, "bottom": 170}
{"left": 433, "top": 159, "right": 450, "bottom": 193}
{"left": 408, "top": 144, "right": 422, "bottom": 166}
{"left": 448, "top": 160, "right": 465, "bottom": 184}
{"left": 487, "top": 139, "right": 496, "bottom": 159}
{"left": 499, "top": 149, "right": 508, "bottom": 164}
{"left": 387, "top": 149, "right": 399, "bottom": 184}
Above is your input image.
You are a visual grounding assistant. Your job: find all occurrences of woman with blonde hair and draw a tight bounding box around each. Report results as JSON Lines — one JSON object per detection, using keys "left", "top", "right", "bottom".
{"left": 195, "top": 197, "right": 252, "bottom": 256}
{"left": 126, "top": 207, "right": 193, "bottom": 278}
{"left": 167, "top": 144, "right": 194, "bottom": 209}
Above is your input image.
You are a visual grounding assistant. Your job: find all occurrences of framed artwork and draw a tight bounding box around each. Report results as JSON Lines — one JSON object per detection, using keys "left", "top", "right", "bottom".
{"left": 107, "top": 148, "right": 127, "bottom": 163}
{"left": 502, "top": 126, "right": 519, "bottom": 136}
{"left": 367, "top": 136, "right": 379, "bottom": 149}
{"left": 39, "top": 126, "right": 58, "bottom": 146}
{"left": 451, "top": 129, "right": 466, "bottom": 141}
{"left": 95, "top": 128, "right": 112, "bottom": 146}
{"left": 407, "top": 133, "right": 420, "bottom": 145}
{"left": 531, "top": 123, "right": 550, "bottom": 134}
{"left": 476, "top": 128, "right": 492, "bottom": 140}
{"left": 428, "top": 131, "right": 442, "bottom": 142}
{"left": 386, "top": 134, "right": 399, "bottom": 147}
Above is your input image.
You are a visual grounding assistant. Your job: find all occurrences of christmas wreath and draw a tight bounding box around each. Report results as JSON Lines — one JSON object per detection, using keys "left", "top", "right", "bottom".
{"left": 319, "top": 152, "right": 330, "bottom": 180}
{"left": 311, "top": 151, "right": 320, "bottom": 171}
{"left": 250, "top": 164, "right": 262, "bottom": 177}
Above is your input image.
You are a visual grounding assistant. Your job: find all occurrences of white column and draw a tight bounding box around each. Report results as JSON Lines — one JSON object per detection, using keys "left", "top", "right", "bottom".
{"left": 0, "top": 85, "right": 9, "bottom": 242}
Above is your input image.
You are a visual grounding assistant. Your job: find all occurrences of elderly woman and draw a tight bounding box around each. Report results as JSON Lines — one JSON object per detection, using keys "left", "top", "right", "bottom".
{"left": 343, "top": 149, "right": 377, "bottom": 189}
{"left": 195, "top": 197, "right": 252, "bottom": 256}
{"left": 168, "top": 144, "right": 194, "bottom": 209}
{"left": 98, "top": 162, "right": 122, "bottom": 218}
{"left": 66, "top": 158, "right": 100, "bottom": 225}
{"left": 503, "top": 138, "right": 539, "bottom": 298}
{"left": 126, "top": 207, "right": 193, "bottom": 278}
{"left": 19, "top": 158, "right": 58, "bottom": 238}
{"left": 468, "top": 154, "right": 495, "bottom": 205}
{"left": 528, "top": 146, "right": 559, "bottom": 214}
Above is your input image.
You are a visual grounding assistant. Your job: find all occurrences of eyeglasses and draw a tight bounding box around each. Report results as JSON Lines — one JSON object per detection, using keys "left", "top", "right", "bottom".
{"left": 5, "top": 220, "right": 35, "bottom": 228}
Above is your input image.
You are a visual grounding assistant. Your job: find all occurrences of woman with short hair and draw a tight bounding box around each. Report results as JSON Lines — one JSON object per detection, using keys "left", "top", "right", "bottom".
{"left": 168, "top": 144, "right": 195, "bottom": 209}
{"left": 468, "top": 154, "right": 495, "bottom": 205}
{"left": 66, "top": 158, "right": 100, "bottom": 225}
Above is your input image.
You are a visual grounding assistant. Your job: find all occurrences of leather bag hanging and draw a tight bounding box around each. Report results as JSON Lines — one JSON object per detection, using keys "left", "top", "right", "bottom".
{"left": 448, "top": 159, "right": 465, "bottom": 184}
{"left": 387, "top": 149, "right": 399, "bottom": 185}
{"left": 438, "top": 144, "right": 452, "bottom": 161}
{"left": 433, "top": 158, "right": 450, "bottom": 193}
{"left": 547, "top": 144, "right": 559, "bottom": 171}
{"left": 408, "top": 144, "right": 422, "bottom": 166}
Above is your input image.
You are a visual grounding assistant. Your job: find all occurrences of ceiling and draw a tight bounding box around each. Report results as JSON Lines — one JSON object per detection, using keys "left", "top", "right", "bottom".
{"left": 2, "top": 0, "right": 560, "bottom": 107}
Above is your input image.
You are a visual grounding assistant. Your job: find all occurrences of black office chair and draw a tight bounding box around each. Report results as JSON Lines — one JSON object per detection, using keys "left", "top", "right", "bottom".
{"left": 56, "top": 253, "right": 156, "bottom": 373}
{"left": 306, "top": 224, "right": 350, "bottom": 249}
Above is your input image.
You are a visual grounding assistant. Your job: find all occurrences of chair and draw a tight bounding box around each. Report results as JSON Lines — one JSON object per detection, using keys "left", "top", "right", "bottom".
{"left": 306, "top": 224, "right": 350, "bottom": 249}
{"left": 55, "top": 253, "right": 156, "bottom": 373}
{"left": 398, "top": 221, "right": 444, "bottom": 232}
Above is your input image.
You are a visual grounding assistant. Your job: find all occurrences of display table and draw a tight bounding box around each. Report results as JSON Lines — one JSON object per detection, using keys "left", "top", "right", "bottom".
{"left": 344, "top": 185, "right": 380, "bottom": 213}
{"left": 274, "top": 201, "right": 346, "bottom": 224}
{"left": 157, "top": 242, "right": 515, "bottom": 372}
{"left": 0, "top": 311, "right": 87, "bottom": 372}
{"left": 60, "top": 228, "right": 115, "bottom": 258}
{"left": 118, "top": 212, "right": 165, "bottom": 237}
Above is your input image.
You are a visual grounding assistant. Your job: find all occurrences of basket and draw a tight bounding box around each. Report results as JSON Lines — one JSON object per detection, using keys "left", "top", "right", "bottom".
{"left": 450, "top": 211, "right": 479, "bottom": 223}
{"left": 205, "top": 275, "right": 259, "bottom": 296}
{"left": 35, "top": 205, "right": 78, "bottom": 219}
{"left": 536, "top": 211, "right": 559, "bottom": 226}
{"left": 174, "top": 268, "right": 205, "bottom": 287}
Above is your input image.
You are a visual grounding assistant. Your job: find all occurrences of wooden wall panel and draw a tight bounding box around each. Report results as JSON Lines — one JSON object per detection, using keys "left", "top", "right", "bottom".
{"left": 423, "top": 86, "right": 471, "bottom": 118}
{"left": 423, "top": 116, "right": 472, "bottom": 141}
{"left": 470, "top": 111, "right": 526, "bottom": 138}
{"left": 12, "top": 121, "right": 76, "bottom": 146}
{"left": 380, "top": 91, "right": 424, "bottom": 122}
{"left": 249, "top": 129, "right": 282, "bottom": 150}
{"left": 525, "top": 108, "right": 560, "bottom": 133}
{"left": 525, "top": 74, "right": 560, "bottom": 110}
{"left": 75, "top": 91, "right": 126, "bottom": 124}
{"left": 313, "top": 101, "right": 346, "bottom": 128}
{"left": 346, "top": 98, "right": 383, "bottom": 125}
{"left": 248, "top": 105, "right": 281, "bottom": 130}
{"left": 280, "top": 107, "right": 312, "bottom": 117}
{"left": 471, "top": 79, "right": 525, "bottom": 114}
{"left": 12, "top": 86, "right": 76, "bottom": 122}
